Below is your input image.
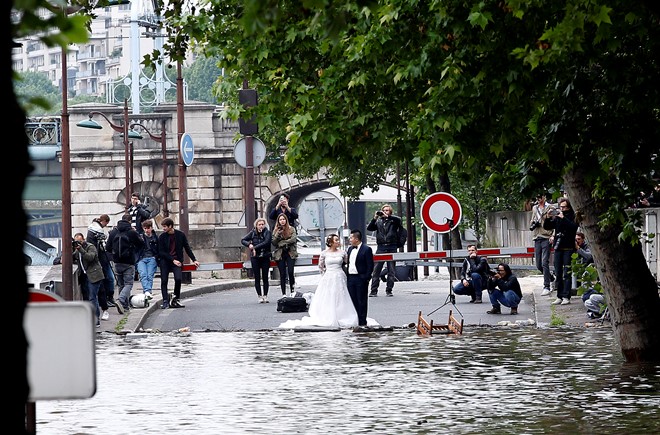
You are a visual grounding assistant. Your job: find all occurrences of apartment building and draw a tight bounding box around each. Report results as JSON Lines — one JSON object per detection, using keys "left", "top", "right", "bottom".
{"left": 12, "top": 2, "right": 163, "bottom": 105}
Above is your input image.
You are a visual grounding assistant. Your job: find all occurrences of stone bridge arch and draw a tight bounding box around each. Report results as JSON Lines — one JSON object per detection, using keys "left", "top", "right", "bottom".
{"left": 260, "top": 175, "right": 333, "bottom": 223}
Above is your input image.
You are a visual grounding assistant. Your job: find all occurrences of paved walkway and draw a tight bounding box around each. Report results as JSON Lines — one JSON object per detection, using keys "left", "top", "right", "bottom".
{"left": 102, "top": 270, "right": 607, "bottom": 334}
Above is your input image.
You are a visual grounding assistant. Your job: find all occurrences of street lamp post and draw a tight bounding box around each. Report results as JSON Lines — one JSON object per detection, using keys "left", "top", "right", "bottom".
{"left": 76, "top": 98, "right": 139, "bottom": 208}
{"left": 129, "top": 119, "right": 169, "bottom": 216}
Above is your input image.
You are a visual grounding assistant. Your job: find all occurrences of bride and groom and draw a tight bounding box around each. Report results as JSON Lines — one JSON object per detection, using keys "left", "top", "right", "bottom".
{"left": 278, "top": 229, "right": 379, "bottom": 329}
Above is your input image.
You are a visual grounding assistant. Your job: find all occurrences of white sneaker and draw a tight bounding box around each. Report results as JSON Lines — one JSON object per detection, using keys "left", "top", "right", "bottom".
{"left": 259, "top": 296, "right": 265, "bottom": 304}
{"left": 551, "top": 297, "right": 563, "bottom": 305}
{"left": 561, "top": 298, "right": 571, "bottom": 305}
{"left": 541, "top": 288, "right": 551, "bottom": 296}
{"left": 101, "top": 310, "right": 109, "bottom": 321}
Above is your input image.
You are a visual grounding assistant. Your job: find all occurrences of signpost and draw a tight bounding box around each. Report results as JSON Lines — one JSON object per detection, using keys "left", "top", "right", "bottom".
{"left": 420, "top": 192, "right": 462, "bottom": 234}
{"left": 180, "top": 132, "right": 194, "bottom": 167}
{"left": 233, "top": 137, "right": 266, "bottom": 168}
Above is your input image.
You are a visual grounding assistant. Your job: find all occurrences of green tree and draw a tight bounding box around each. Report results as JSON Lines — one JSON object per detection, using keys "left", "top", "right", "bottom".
{"left": 14, "top": 70, "right": 61, "bottom": 116}
{"left": 183, "top": 55, "right": 223, "bottom": 104}
{"left": 159, "top": 0, "right": 660, "bottom": 361}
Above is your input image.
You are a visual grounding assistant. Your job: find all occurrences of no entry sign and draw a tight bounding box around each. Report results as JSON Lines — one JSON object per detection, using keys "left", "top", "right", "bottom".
{"left": 420, "top": 192, "right": 462, "bottom": 234}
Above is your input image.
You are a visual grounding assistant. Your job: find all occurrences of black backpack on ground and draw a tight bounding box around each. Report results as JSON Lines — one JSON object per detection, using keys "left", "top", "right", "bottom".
{"left": 277, "top": 297, "right": 308, "bottom": 313}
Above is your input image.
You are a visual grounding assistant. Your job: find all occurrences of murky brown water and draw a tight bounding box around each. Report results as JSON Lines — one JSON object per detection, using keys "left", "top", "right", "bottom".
{"left": 37, "top": 327, "right": 660, "bottom": 434}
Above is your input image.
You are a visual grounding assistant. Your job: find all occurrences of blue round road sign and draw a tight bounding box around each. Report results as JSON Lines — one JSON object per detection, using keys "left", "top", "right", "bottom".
{"left": 180, "top": 133, "right": 194, "bottom": 166}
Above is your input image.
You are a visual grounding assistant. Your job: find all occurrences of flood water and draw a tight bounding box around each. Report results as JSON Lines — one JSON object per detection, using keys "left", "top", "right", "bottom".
{"left": 36, "top": 326, "right": 660, "bottom": 434}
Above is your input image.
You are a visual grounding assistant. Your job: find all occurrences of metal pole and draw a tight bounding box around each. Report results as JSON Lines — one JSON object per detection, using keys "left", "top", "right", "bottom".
{"left": 243, "top": 80, "right": 255, "bottom": 230}
{"left": 129, "top": 141, "right": 134, "bottom": 197}
{"left": 60, "top": 46, "right": 73, "bottom": 301}
{"left": 123, "top": 99, "right": 130, "bottom": 208}
{"left": 161, "top": 120, "right": 169, "bottom": 216}
{"left": 176, "top": 62, "right": 189, "bottom": 234}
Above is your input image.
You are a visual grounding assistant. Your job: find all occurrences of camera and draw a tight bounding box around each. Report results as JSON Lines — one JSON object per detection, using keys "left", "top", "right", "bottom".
{"left": 487, "top": 269, "right": 498, "bottom": 277}
{"left": 376, "top": 211, "right": 384, "bottom": 217}
{"left": 529, "top": 221, "right": 540, "bottom": 231}
{"left": 553, "top": 232, "right": 563, "bottom": 250}
{"left": 547, "top": 208, "right": 560, "bottom": 218}
{"left": 72, "top": 240, "right": 82, "bottom": 248}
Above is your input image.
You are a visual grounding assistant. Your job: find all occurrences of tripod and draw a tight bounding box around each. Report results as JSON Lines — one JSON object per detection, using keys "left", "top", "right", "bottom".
{"left": 427, "top": 219, "right": 463, "bottom": 317}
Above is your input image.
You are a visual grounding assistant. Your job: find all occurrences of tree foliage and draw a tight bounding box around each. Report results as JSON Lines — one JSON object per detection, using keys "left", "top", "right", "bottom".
{"left": 14, "top": 70, "right": 61, "bottom": 116}
{"left": 183, "top": 55, "right": 223, "bottom": 104}
{"left": 157, "top": 0, "right": 660, "bottom": 360}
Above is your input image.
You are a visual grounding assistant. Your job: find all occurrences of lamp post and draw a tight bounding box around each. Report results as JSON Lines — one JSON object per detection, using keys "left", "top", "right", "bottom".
{"left": 129, "top": 120, "right": 169, "bottom": 216}
{"left": 77, "top": 98, "right": 139, "bottom": 208}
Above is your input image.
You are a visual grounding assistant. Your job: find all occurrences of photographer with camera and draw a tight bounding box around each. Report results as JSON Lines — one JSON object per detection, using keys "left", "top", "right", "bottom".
{"left": 543, "top": 197, "right": 579, "bottom": 306}
{"left": 72, "top": 233, "right": 105, "bottom": 328}
{"left": 367, "top": 203, "right": 403, "bottom": 297}
{"left": 485, "top": 263, "right": 522, "bottom": 315}
{"left": 529, "top": 193, "right": 556, "bottom": 296}
{"left": 269, "top": 192, "right": 299, "bottom": 227}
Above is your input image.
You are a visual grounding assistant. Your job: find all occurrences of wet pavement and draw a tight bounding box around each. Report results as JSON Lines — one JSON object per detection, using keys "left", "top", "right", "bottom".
{"left": 103, "top": 268, "right": 605, "bottom": 334}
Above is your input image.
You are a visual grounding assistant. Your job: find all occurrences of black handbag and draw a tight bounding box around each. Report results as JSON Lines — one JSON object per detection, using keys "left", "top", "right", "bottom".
{"left": 277, "top": 297, "right": 308, "bottom": 313}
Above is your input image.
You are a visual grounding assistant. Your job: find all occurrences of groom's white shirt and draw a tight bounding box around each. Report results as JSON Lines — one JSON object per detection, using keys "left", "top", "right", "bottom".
{"left": 348, "top": 243, "right": 361, "bottom": 275}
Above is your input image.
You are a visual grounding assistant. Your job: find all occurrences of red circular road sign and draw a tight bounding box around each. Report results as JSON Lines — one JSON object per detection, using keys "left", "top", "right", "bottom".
{"left": 420, "top": 192, "right": 462, "bottom": 234}
{"left": 29, "top": 289, "right": 63, "bottom": 303}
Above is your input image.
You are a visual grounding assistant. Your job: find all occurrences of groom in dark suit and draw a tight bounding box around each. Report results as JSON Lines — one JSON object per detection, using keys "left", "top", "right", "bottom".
{"left": 346, "top": 229, "right": 375, "bottom": 326}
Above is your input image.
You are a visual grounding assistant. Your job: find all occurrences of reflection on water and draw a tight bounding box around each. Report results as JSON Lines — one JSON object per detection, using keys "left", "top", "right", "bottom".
{"left": 37, "top": 328, "right": 660, "bottom": 434}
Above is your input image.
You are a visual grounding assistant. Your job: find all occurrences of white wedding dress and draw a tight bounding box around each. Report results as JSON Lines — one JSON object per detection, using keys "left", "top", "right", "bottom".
{"left": 278, "top": 249, "right": 379, "bottom": 329}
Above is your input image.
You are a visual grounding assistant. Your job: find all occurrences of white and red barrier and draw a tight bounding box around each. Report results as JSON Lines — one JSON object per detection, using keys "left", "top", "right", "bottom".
{"left": 182, "top": 247, "right": 535, "bottom": 272}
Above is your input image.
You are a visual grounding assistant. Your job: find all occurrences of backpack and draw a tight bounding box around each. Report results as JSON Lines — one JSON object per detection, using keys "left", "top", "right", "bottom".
{"left": 112, "top": 231, "right": 134, "bottom": 264}
{"left": 396, "top": 226, "right": 408, "bottom": 249}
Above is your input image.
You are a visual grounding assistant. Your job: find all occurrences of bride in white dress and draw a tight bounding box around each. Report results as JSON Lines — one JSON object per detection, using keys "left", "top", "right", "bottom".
{"left": 279, "top": 234, "right": 378, "bottom": 329}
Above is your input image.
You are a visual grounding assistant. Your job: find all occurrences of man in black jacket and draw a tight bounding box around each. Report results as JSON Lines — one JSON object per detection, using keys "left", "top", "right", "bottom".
{"left": 106, "top": 214, "right": 144, "bottom": 313}
{"left": 367, "top": 203, "right": 402, "bottom": 297}
{"left": 158, "top": 217, "right": 200, "bottom": 309}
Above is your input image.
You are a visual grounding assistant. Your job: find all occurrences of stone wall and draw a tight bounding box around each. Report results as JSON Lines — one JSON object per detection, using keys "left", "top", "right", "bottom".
{"left": 67, "top": 101, "right": 331, "bottom": 278}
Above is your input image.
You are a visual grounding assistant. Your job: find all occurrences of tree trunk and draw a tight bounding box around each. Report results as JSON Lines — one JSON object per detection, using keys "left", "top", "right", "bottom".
{"left": 564, "top": 168, "right": 660, "bottom": 362}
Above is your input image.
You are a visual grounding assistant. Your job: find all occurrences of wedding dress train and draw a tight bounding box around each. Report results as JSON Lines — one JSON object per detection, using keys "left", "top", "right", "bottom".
{"left": 278, "top": 250, "right": 379, "bottom": 329}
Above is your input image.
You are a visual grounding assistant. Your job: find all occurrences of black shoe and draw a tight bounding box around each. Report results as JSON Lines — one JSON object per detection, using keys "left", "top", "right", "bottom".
{"left": 106, "top": 300, "right": 116, "bottom": 308}
{"left": 487, "top": 306, "right": 501, "bottom": 315}
{"left": 116, "top": 302, "right": 124, "bottom": 314}
{"left": 469, "top": 297, "right": 476, "bottom": 303}
{"left": 369, "top": 292, "right": 378, "bottom": 297}
{"left": 171, "top": 298, "right": 185, "bottom": 308}
{"left": 386, "top": 291, "right": 393, "bottom": 297}
{"left": 161, "top": 301, "right": 169, "bottom": 309}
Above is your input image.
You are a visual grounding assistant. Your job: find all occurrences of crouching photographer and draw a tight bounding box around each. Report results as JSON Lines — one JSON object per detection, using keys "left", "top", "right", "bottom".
{"left": 485, "top": 263, "right": 522, "bottom": 315}
{"left": 543, "top": 197, "right": 579, "bottom": 306}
